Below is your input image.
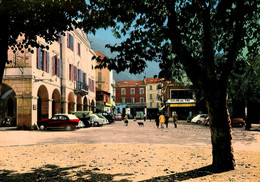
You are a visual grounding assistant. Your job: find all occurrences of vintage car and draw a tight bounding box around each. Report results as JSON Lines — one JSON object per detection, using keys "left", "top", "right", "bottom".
{"left": 37, "top": 114, "right": 81, "bottom": 131}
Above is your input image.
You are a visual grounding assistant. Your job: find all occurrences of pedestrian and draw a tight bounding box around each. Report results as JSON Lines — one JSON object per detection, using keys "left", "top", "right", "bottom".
{"left": 159, "top": 113, "right": 165, "bottom": 128}
{"left": 148, "top": 113, "right": 152, "bottom": 121}
{"left": 155, "top": 113, "right": 159, "bottom": 128}
{"left": 173, "top": 112, "right": 178, "bottom": 128}
{"left": 124, "top": 115, "right": 128, "bottom": 126}
{"left": 165, "top": 114, "right": 169, "bottom": 128}
{"left": 144, "top": 114, "right": 146, "bottom": 122}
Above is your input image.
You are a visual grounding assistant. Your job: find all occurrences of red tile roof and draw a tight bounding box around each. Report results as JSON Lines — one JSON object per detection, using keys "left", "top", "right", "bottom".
{"left": 144, "top": 78, "right": 159, "bottom": 84}
{"left": 116, "top": 80, "right": 145, "bottom": 86}
{"left": 94, "top": 51, "right": 106, "bottom": 60}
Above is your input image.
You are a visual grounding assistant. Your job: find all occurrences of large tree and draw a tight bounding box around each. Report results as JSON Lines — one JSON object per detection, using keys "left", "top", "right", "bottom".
{"left": 83, "top": 0, "right": 259, "bottom": 171}
{"left": 0, "top": 0, "right": 86, "bottom": 86}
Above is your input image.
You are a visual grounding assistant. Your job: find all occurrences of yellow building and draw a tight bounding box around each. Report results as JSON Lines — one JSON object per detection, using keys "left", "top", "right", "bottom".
{"left": 144, "top": 78, "right": 160, "bottom": 119}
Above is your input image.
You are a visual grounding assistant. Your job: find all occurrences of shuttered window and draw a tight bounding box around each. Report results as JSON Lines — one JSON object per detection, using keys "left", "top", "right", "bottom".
{"left": 67, "top": 33, "right": 74, "bottom": 51}
{"left": 36, "top": 48, "right": 49, "bottom": 73}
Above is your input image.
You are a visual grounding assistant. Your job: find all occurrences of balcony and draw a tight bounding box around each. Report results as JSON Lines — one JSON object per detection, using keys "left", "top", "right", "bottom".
{"left": 74, "top": 81, "right": 88, "bottom": 96}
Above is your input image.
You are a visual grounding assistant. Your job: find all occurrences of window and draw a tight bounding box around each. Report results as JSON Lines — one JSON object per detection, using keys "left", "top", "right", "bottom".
{"left": 131, "top": 88, "right": 135, "bottom": 94}
{"left": 139, "top": 88, "right": 144, "bottom": 94}
{"left": 98, "top": 72, "right": 102, "bottom": 82}
{"left": 150, "top": 102, "right": 153, "bottom": 108}
{"left": 98, "top": 84, "right": 101, "bottom": 89}
{"left": 140, "top": 97, "right": 144, "bottom": 103}
{"left": 77, "top": 43, "right": 80, "bottom": 56}
{"left": 67, "top": 33, "right": 74, "bottom": 51}
{"left": 74, "top": 66, "right": 77, "bottom": 81}
{"left": 121, "top": 98, "right": 126, "bottom": 104}
{"left": 157, "top": 94, "right": 159, "bottom": 100}
{"left": 121, "top": 88, "right": 125, "bottom": 95}
{"left": 130, "top": 98, "right": 135, "bottom": 103}
{"left": 89, "top": 78, "right": 94, "bottom": 92}
{"left": 150, "top": 85, "right": 153, "bottom": 90}
{"left": 156, "top": 103, "right": 160, "bottom": 108}
{"left": 37, "top": 48, "right": 49, "bottom": 73}
{"left": 149, "top": 94, "right": 153, "bottom": 99}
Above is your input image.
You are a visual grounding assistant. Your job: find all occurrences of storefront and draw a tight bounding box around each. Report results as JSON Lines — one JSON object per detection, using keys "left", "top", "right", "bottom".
{"left": 166, "top": 99, "right": 196, "bottom": 120}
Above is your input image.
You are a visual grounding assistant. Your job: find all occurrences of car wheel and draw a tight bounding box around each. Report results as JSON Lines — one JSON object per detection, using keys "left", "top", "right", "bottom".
{"left": 196, "top": 120, "right": 202, "bottom": 124}
{"left": 39, "top": 125, "right": 45, "bottom": 131}
{"left": 65, "top": 125, "right": 72, "bottom": 131}
{"left": 93, "top": 122, "right": 99, "bottom": 127}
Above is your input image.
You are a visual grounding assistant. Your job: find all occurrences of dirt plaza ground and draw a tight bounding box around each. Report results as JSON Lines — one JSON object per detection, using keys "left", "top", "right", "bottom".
{"left": 0, "top": 120, "right": 259, "bottom": 181}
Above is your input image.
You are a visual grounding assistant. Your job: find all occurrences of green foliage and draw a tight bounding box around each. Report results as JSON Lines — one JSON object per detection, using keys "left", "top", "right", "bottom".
{"left": 1, "top": 0, "right": 86, "bottom": 53}
{"left": 83, "top": 0, "right": 259, "bottom": 93}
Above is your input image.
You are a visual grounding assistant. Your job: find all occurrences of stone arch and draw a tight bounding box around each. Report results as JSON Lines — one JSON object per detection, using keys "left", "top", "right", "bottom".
{"left": 76, "top": 94, "right": 82, "bottom": 111}
{"left": 68, "top": 92, "right": 74, "bottom": 113}
{"left": 37, "top": 85, "right": 49, "bottom": 120}
{"left": 52, "top": 89, "right": 61, "bottom": 116}
{"left": 83, "top": 97, "right": 88, "bottom": 111}
{"left": 0, "top": 83, "right": 17, "bottom": 126}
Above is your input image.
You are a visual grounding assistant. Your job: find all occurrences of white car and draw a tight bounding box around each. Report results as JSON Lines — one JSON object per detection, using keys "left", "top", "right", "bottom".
{"left": 191, "top": 114, "right": 208, "bottom": 124}
{"left": 90, "top": 114, "right": 109, "bottom": 126}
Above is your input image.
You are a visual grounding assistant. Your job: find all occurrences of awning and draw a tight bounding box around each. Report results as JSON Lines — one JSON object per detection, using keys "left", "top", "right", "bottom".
{"left": 170, "top": 103, "right": 196, "bottom": 107}
{"left": 105, "top": 103, "right": 112, "bottom": 107}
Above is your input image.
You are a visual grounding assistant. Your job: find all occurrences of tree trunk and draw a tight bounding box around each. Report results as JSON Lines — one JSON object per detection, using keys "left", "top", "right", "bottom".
{"left": 0, "top": 0, "right": 9, "bottom": 85}
{"left": 206, "top": 87, "right": 235, "bottom": 171}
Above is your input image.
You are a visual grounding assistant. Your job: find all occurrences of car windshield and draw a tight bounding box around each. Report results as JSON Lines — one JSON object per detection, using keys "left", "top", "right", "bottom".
{"left": 96, "top": 114, "right": 106, "bottom": 119}
{"left": 66, "top": 115, "right": 79, "bottom": 120}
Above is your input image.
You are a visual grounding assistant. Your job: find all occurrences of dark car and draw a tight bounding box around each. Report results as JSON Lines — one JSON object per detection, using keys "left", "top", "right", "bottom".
{"left": 231, "top": 118, "right": 246, "bottom": 127}
{"left": 37, "top": 114, "right": 81, "bottom": 131}
{"left": 71, "top": 111, "right": 93, "bottom": 127}
{"left": 97, "top": 112, "right": 115, "bottom": 123}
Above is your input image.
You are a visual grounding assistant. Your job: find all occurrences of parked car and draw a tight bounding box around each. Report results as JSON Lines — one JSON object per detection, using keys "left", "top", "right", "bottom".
{"left": 231, "top": 118, "right": 246, "bottom": 127}
{"left": 97, "top": 111, "right": 115, "bottom": 123}
{"left": 115, "top": 114, "right": 123, "bottom": 121}
{"left": 90, "top": 114, "right": 109, "bottom": 126}
{"left": 203, "top": 117, "right": 245, "bottom": 127}
{"left": 203, "top": 117, "right": 210, "bottom": 126}
{"left": 191, "top": 114, "right": 208, "bottom": 124}
{"left": 71, "top": 111, "right": 93, "bottom": 127}
{"left": 37, "top": 114, "right": 81, "bottom": 131}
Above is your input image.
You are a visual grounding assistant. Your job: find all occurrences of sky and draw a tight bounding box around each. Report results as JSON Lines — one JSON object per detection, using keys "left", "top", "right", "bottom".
{"left": 87, "top": 28, "right": 160, "bottom": 83}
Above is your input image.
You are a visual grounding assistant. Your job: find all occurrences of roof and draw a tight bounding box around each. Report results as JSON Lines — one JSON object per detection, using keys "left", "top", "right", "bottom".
{"left": 144, "top": 78, "right": 159, "bottom": 84}
{"left": 96, "top": 87, "right": 110, "bottom": 94}
{"left": 116, "top": 80, "right": 145, "bottom": 86}
{"left": 94, "top": 51, "right": 106, "bottom": 60}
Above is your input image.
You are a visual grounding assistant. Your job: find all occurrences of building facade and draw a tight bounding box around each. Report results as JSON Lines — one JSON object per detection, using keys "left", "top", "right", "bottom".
{"left": 144, "top": 78, "right": 160, "bottom": 119}
{"left": 115, "top": 80, "right": 146, "bottom": 118}
{"left": 95, "top": 51, "right": 114, "bottom": 113}
{"left": 1, "top": 28, "right": 96, "bottom": 129}
{"left": 165, "top": 82, "right": 196, "bottom": 119}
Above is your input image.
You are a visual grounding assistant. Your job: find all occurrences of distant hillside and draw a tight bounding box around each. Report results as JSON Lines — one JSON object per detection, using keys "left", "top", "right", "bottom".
{"left": 88, "top": 36, "right": 160, "bottom": 83}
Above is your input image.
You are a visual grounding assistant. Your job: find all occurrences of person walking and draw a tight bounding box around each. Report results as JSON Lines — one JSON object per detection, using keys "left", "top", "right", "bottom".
{"left": 159, "top": 113, "right": 165, "bottom": 128}
{"left": 155, "top": 113, "right": 159, "bottom": 128}
{"left": 165, "top": 114, "right": 169, "bottom": 128}
{"left": 124, "top": 115, "right": 128, "bottom": 126}
{"left": 173, "top": 112, "right": 178, "bottom": 128}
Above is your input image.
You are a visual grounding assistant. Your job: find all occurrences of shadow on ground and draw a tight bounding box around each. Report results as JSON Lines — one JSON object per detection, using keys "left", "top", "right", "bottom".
{"left": 0, "top": 164, "right": 226, "bottom": 182}
{"left": 141, "top": 165, "right": 221, "bottom": 182}
{"left": 0, "top": 164, "right": 132, "bottom": 182}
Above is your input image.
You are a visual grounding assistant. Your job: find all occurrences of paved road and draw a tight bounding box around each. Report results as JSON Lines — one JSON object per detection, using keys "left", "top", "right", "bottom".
{"left": 0, "top": 120, "right": 259, "bottom": 152}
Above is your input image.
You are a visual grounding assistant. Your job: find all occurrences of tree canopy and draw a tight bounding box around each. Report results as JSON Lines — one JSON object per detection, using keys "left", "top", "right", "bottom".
{"left": 0, "top": 0, "right": 86, "bottom": 84}
{"left": 83, "top": 0, "right": 259, "bottom": 171}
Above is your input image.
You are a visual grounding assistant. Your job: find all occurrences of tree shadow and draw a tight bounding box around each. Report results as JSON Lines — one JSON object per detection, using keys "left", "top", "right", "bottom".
{"left": 141, "top": 165, "right": 225, "bottom": 182}
{"left": 0, "top": 164, "right": 133, "bottom": 182}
